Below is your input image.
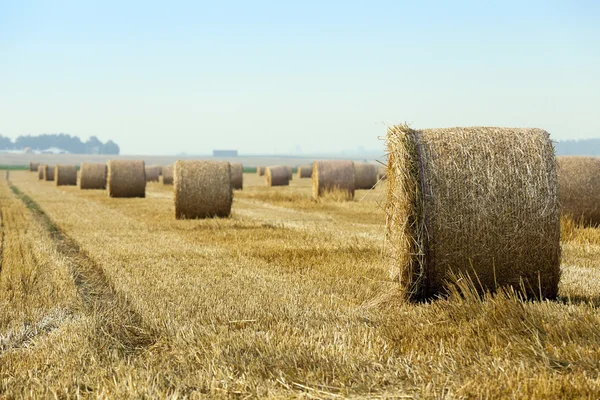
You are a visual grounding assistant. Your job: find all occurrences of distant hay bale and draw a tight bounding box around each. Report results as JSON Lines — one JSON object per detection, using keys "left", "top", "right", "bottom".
{"left": 378, "top": 165, "right": 387, "bottom": 181}
{"left": 145, "top": 166, "right": 160, "bottom": 182}
{"left": 298, "top": 164, "right": 313, "bottom": 178}
{"left": 231, "top": 163, "right": 243, "bottom": 190}
{"left": 354, "top": 162, "right": 378, "bottom": 189}
{"left": 265, "top": 166, "right": 290, "bottom": 187}
{"left": 43, "top": 165, "right": 55, "bottom": 181}
{"left": 286, "top": 166, "right": 293, "bottom": 180}
{"left": 37, "top": 165, "right": 44, "bottom": 180}
{"left": 256, "top": 167, "right": 265, "bottom": 176}
{"left": 557, "top": 156, "right": 600, "bottom": 225}
{"left": 29, "top": 162, "right": 40, "bottom": 172}
{"left": 174, "top": 160, "right": 232, "bottom": 219}
{"left": 157, "top": 166, "right": 163, "bottom": 176}
{"left": 80, "top": 163, "right": 107, "bottom": 189}
{"left": 162, "top": 165, "right": 174, "bottom": 185}
{"left": 55, "top": 165, "right": 77, "bottom": 186}
{"left": 107, "top": 160, "right": 146, "bottom": 198}
{"left": 386, "top": 125, "right": 560, "bottom": 301}
{"left": 312, "top": 160, "right": 355, "bottom": 199}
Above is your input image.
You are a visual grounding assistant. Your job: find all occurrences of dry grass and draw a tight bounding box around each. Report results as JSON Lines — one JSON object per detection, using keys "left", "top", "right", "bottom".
{"left": 107, "top": 160, "right": 146, "bottom": 198}
{"left": 557, "top": 156, "right": 600, "bottom": 226}
{"left": 79, "top": 163, "right": 107, "bottom": 190}
{"left": 3, "top": 170, "right": 600, "bottom": 397}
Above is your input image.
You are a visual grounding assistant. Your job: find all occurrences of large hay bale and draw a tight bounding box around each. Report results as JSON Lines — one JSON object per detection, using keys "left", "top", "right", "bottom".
{"left": 386, "top": 125, "right": 560, "bottom": 301}
{"left": 312, "top": 160, "right": 355, "bottom": 199}
{"left": 265, "top": 166, "right": 290, "bottom": 187}
{"left": 37, "top": 165, "right": 44, "bottom": 180}
{"left": 29, "top": 162, "right": 40, "bottom": 172}
{"left": 55, "top": 165, "right": 77, "bottom": 186}
{"left": 80, "top": 163, "right": 107, "bottom": 189}
{"left": 557, "top": 156, "right": 600, "bottom": 225}
{"left": 256, "top": 166, "right": 265, "bottom": 176}
{"left": 231, "top": 163, "right": 243, "bottom": 190}
{"left": 354, "top": 162, "right": 378, "bottom": 190}
{"left": 298, "top": 164, "right": 313, "bottom": 178}
{"left": 107, "top": 160, "right": 146, "bottom": 198}
{"left": 43, "top": 165, "right": 55, "bottom": 181}
{"left": 145, "top": 166, "right": 160, "bottom": 182}
{"left": 163, "top": 165, "right": 174, "bottom": 185}
{"left": 174, "top": 160, "right": 232, "bottom": 219}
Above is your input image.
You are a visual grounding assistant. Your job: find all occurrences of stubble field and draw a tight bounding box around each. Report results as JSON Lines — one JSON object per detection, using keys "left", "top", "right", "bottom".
{"left": 2, "top": 170, "right": 600, "bottom": 398}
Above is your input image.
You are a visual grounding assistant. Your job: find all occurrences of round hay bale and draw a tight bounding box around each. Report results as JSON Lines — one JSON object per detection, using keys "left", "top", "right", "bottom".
{"left": 162, "top": 165, "right": 174, "bottom": 185}
{"left": 80, "top": 163, "right": 107, "bottom": 189}
{"left": 107, "top": 160, "right": 146, "bottom": 198}
{"left": 145, "top": 166, "right": 160, "bottom": 182}
{"left": 37, "top": 165, "right": 44, "bottom": 180}
{"left": 43, "top": 165, "right": 55, "bottom": 181}
{"left": 231, "top": 163, "right": 243, "bottom": 190}
{"left": 354, "top": 162, "right": 378, "bottom": 190}
{"left": 385, "top": 125, "right": 560, "bottom": 301}
{"left": 29, "top": 162, "right": 40, "bottom": 172}
{"left": 157, "top": 166, "right": 163, "bottom": 176}
{"left": 55, "top": 165, "right": 77, "bottom": 186}
{"left": 557, "top": 156, "right": 600, "bottom": 225}
{"left": 256, "top": 167, "right": 265, "bottom": 176}
{"left": 298, "top": 164, "right": 313, "bottom": 178}
{"left": 378, "top": 166, "right": 387, "bottom": 181}
{"left": 265, "top": 166, "right": 290, "bottom": 187}
{"left": 286, "top": 166, "right": 293, "bottom": 181}
{"left": 174, "top": 160, "right": 232, "bottom": 219}
{"left": 312, "top": 160, "right": 355, "bottom": 199}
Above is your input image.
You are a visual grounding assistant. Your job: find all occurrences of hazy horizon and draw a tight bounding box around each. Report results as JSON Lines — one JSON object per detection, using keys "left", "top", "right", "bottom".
{"left": 2, "top": 1, "right": 599, "bottom": 155}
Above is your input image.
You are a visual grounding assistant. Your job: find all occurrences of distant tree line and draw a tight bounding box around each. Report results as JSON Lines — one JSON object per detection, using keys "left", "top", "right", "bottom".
{"left": 555, "top": 139, "right": 600, "bottom": 156}
{"left": 0, "top": 133, "right": 120, "bottom": 154}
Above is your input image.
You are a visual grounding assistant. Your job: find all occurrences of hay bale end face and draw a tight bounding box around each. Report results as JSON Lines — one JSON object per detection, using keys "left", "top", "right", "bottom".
{"left": 256, "top": 167, "right": 265, "bottom": 176}
{"left": 145, "top": 166, "right": 160, "bottom": 182}
{"left": 43, "top": 165, "right": 55, "bottom": 181}
{"left": 265, "top": 166, "right": 290, "bottom": 187}
{"left": 174, "top": 160, "right": 232, "bottom": 219}
{"left": 55, "top": 165, "right": 77, "bottom": 186}
{"left": 162, "top": 165, "right": 174, "bottom": 185}
{"left": 298, "top": 164, "right": 313, "bottom": 178}
{"left": 37, "top": 165, "right": 44, "bottom": 180}
{"left": 312, "top": 160, "right": 355, "bottom": 199}
{"left": 557, "top": 156, "right": 600, "bottom": 225}
{"left": 107, "top": 160, "right": 146, "bottom": 198}
{"left": 231, "top": 163, "right": 243, "bottom": 190}
{"left": 29, "top": 162, "right": 40, "bottom": 172}
{"left": 354, "top": 162, "right": 378, "bottom": 190}
{"left": 385, "top": 125, "right": 560, "bottom": 301}
{"left": 80, "top": 163, "right": 107, "bottom": 189}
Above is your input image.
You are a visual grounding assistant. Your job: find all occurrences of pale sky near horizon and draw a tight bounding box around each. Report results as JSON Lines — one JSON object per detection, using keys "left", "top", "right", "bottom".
{"left": 1, "top": 1, "right": 599, "bottom": 155}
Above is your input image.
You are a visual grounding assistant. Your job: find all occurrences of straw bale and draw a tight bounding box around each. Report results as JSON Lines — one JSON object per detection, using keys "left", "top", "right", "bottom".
{"left": 37, "top": 165, "right": 44, "bottom": 180}
{"left": 298, "top": 164, "right": 313, "bottom": 178}
{"left": 145, "top": 166, "right": 160, "bottom": 182}
{"left": 557, "top": 156, "right": 600, "bottom": 225}
{"left": 378, "top": 166, "right": 387, "bottom": 181}
{"left": 231, "top": 163, "right": 243, "bottom": 190}
{"left": 80, "top": 163, "right": 107, "bottom": 189}
{"left": 43, "top": 165, "right": 55, "bottom": 181}
{"left": 265, "top": 166, "right": 290, "bottom": 187}
{"left": 55, "top": 165, "right": 77, "bottom": 186}
{"left": 354, "top": 162, "right": 378, "bottom": 189}
{"left": 174, "top": 160, "right": 232, "bottom": 219}
{"left": 385, "top": 125, "right": 560, "bottom": 301}
{"left": 312, "top": 160, "right": 355, "bottom": 199}
{"left": 29, "top": 162, "right": 40, "bottom": 172}
{"left": 107, "top": 160, "right": 146, "bottom": 198}
{"left": 163, "top": 165, "right": 174, "bottom": 185}
{"left": 257, "top": 167, "right": 265, "bottom": 176}
{"left": 286, "top": 166, "right": 293, "bottom": 181}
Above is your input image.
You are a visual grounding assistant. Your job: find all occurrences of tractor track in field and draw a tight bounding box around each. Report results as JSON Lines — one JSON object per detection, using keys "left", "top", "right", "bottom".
{"left": 8, "top": 181, "right": 158, "bottom": 356}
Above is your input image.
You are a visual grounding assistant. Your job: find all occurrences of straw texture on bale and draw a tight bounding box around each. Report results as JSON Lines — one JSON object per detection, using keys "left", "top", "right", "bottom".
{"left": 256, "top": 167, "right": 265, "bottom": 176}
{"left": 230, "top": 163, "right": 243, "bottom": 190}
{"left": 29, "top": 162, "right": 40, "bottom": 172}
{"left": 557, "top": 156, "right": 600, "bottom": 225}
{"left": 298, "top": 164, "right": 313, "bottom": 178}
{"left": 145, "top": 166, "right": 160, "bottom": 182}
{"left": 55, "top": 165, "right": 77, "bottom": 186}
{"left": 265, "top": 166, "right": 290, "bottom": 187}
{"left": 354, "top": 162, "right": 378, "bottom": 190}
{"left": 37, "top": 165, "right": 44, "bottom": 180}
{"left": 312, "top": 160, "right": 355, "bottom": 199}
{"left": 79, "top": 163, "right": 107, "bottom": 189}
{"left": 107, "top": 160, "right": 146, "bottom": 198}
{"left": 174, "top": 160, "right": 232, "bottom": 219}
{"left": 43, "top": 165, "right": 55, "bottom": 181}
{"left": 385, "top": 125, "right": 560, "bottom": 301}
{"left": 162, "top": 165, "right": 174, "bottom": 185}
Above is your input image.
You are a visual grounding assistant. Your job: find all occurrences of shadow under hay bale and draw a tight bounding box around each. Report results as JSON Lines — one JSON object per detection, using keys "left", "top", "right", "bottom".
{"left": 386, "top": 125, "right": 560, "bottom": 301}
{"left": 231, "top": 163, "right": 243, "bottom": 190}
{"left": 557, "top": 156, "right": 600, "bottom": 226}
{"left": 107, "top": 160, "right": 146, "bottom": 198}
{"left": 265, "top": 166, "right": 290, "bottom": 187}
{"left": 162, "top": 165, "right": 174, "bottom": 185}
{"left": 354, "top": 162, "right": 378, "bottom": 190}
{"left": 29, "top": 162, "right": 40, "bottom": 172}
{"left": 174, "top": 160, "right": 232, "bottom": 219}
{"left": 43, "top": 165, "right": 55, "bottom": 181}
{"left": 145, "top": 166, "right": 160, "bottom": 182}
{"left": 55, "top": 165, "right": 77, "bottom": 186}
{"left": 312, "top": 160, "right": 355, "bottom": 200}
{"left": 80, "top": 163, "right": 107, "bottom": 190}
{"left": 298, "top": 164, "right": 313, "bottom": 178}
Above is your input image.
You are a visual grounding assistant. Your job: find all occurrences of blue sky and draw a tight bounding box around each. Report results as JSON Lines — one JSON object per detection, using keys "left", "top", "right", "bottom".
{"left": 1, "top": 1, "right": 599, "bottom": 155}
